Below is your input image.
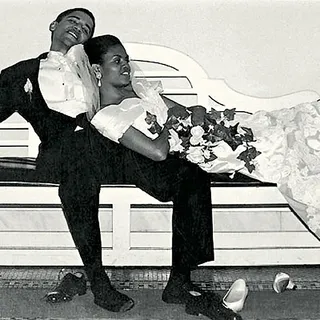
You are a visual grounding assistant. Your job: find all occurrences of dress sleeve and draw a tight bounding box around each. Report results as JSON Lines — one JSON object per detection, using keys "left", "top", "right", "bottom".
{"left": 131, "top": 78, "right": 168, "bottom": 125}
{"left": 91, "top": 98, "right": 145, "bottom": 143}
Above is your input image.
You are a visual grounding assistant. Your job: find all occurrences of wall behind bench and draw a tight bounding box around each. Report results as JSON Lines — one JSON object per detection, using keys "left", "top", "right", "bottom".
{"left": 1, "top": 0, "right": 320, "bottom": 99}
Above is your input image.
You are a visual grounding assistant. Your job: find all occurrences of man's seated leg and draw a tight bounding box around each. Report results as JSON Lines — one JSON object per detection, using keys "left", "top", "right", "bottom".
{"left": 57, "top": 131, "right": 134, "bottom": 312}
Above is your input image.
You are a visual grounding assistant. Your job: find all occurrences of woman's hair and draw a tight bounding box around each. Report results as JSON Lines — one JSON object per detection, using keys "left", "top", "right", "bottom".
{"left": 55, "top": 8, "right": 96, "bottom": 38}
{"left": 84, "top": 34, "right": 123, "bottom": 64}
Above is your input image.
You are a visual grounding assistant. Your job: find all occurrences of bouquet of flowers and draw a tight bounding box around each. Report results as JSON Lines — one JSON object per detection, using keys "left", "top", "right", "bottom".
{"left": 164, "top": 106, "right": 261, "bottom": 174}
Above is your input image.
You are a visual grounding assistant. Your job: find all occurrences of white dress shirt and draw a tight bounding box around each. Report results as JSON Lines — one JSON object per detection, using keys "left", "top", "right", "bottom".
{"left": 38, "top": 51, "right": 91, "bottom": 118}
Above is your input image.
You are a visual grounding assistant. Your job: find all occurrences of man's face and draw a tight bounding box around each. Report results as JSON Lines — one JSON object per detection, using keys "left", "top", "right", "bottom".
{"left": 50, "top": 10, "right": 94, "bottom": 53}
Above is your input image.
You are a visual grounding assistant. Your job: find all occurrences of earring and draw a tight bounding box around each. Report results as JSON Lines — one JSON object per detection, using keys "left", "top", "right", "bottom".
{"left": 96, "top": 72, "right": 102, "bottom": 87}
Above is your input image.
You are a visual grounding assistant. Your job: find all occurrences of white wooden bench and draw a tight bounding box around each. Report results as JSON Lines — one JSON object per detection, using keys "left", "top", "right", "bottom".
{"left": 1, "top": 42, "right": 320, "bottom": 267}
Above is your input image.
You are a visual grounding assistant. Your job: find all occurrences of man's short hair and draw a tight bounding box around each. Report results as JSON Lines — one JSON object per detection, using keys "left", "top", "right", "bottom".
{"left": 55, "top": 8, "right": 95, "bottom": 38}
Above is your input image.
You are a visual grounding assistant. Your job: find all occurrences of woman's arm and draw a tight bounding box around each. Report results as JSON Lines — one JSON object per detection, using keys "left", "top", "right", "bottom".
{"left": 105, "top": 93, "right": 207, "bottom": 161}
{"left": 117, "top": 96, "right": 182, "bottom": 161}
{"left": 117, "top": 96, "right": 207, "bottom": 161}
{"left": 119, "top": 125, "right": 169, "bottom": 161}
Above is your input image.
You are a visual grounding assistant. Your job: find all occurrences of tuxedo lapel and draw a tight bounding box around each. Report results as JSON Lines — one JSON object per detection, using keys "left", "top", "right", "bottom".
{"left": 25, "top": 53, "right": 48, "bottom": 110}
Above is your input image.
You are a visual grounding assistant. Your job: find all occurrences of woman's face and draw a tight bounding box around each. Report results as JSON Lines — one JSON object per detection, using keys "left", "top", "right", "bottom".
{"left": 99, "top": 44, "right": 131, "bottom": 88}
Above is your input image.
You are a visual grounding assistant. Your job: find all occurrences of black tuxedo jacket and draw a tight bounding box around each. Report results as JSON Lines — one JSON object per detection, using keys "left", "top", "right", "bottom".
{"left": 0, "top": 53, "right": 85, "bottom": 182}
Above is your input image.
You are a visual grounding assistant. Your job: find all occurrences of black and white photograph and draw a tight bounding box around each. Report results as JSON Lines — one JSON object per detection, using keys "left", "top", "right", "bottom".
{"left": 0, "top": 1, "right": 319, "bottom": 319}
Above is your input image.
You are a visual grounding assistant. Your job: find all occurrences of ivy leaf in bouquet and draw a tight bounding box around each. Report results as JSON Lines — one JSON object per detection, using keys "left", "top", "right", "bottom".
{"left": 223, "top": 108, "right": 236, "bottom": 120}
{"left": 238, "top": 146, "right": 261, "bottom": 173}
{"left": 145, "top": 111, "right": 162, "bottom": 135}
{"left": 240, "top": 126, "right": 255, "bottom": 143}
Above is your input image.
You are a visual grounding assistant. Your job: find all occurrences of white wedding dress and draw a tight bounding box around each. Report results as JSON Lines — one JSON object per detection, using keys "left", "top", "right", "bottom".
{"left": 91, "top": 79, "right": 320, "bottom": 240}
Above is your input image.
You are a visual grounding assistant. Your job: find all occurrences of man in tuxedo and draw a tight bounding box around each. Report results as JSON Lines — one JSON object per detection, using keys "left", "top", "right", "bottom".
{"left": 0, "top": 7, "right": 218, "bottom": 316}
{"left": 0, "top": 7, "right": 135, "bottom": 312}
{"left": 0, "top": 7, "right": 96, "bottom": 182}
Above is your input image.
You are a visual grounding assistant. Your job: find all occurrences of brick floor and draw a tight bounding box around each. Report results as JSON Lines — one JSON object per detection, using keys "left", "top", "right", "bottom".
{"left": 0, "top": 266, "right": 319, "bottom": 292}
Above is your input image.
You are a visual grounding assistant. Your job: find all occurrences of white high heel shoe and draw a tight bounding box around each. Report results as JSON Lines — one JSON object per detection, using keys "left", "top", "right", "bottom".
{"left": 222, "top": 279, "right": 248, "bottom": 313}
{"left": 273, "top": 272, "right": 297, "bottom": 293}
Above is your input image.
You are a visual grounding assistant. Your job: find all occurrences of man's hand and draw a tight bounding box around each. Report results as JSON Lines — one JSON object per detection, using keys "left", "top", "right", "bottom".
{"left": 187, "top": 105, "right": 207, "bottom": 126}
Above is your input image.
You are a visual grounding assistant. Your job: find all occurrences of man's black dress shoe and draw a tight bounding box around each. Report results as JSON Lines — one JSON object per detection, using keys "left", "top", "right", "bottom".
{"left": 185, "top": 292, "right": 243, "bottom": 320}
{"left": 94, "top": 288, "right": 134, "bottom": 312}
{"left": 162, "top": 276, "right": 218, "bottom": 304}
{"left": 44, "top": 272, "right": 87, "bottom": 303}
{"left": 91, "top": 273, "right": 134, "bottom": 312}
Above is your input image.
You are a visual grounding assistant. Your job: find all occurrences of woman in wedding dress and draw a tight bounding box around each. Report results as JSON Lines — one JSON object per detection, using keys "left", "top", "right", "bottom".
{"left": 83, "top": 34, "right": 320, "bottom": 240}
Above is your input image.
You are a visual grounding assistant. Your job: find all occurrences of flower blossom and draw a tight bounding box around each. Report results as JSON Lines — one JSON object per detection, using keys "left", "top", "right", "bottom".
{"left": 190, "top": 125, "right": 204, "bottom": 145}
{"left": 24, "top": 78, "right": 33, "bottom": 101}
{"left": 186, "top": 146, "right": 205, "bottom": 164}
{"left": 168, "top": 129, "right": 184, "bottom": 152}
